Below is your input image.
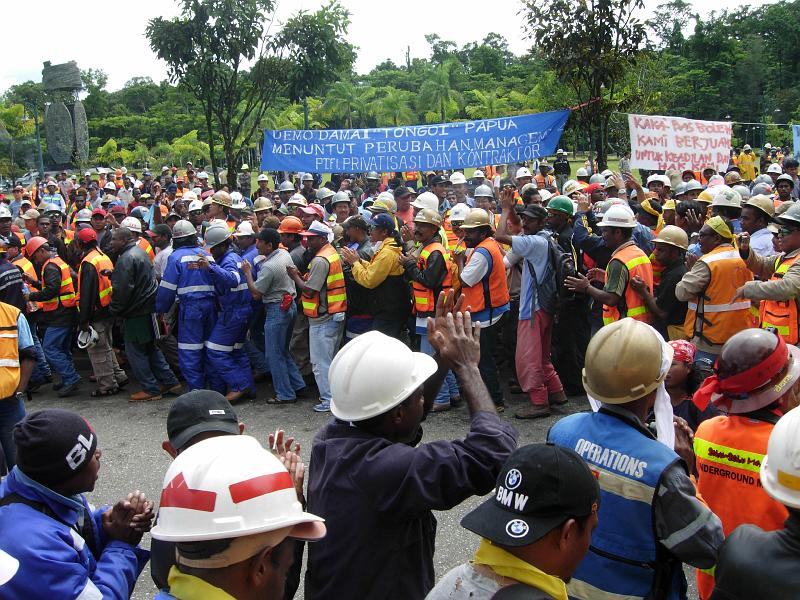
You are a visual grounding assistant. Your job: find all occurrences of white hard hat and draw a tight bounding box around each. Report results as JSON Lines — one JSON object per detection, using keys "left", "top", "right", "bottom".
{"left": 331, "top": 191, "right": 352, "bottom": 205}
{"left": 278, "top": 181, "right": 295, "bottom": 193}
{"left": 330, "top": 331, "right": 437, "bottom": 421}
{"left": 0, "top": 206, "right": 11, "bottom": 219}
{"left": 515, "top": 167, "right": 532, "bottom": 179}
{"left": 151, "top": 435, "right": 326, "bottom": 543}
{"left": 732, "top": 184, "right": 751, "bottom": 201}
{"left": 287, "top": 194, "right": 307, "bottom": 207}
{"left": 576, "top": 167, "right": 589, "bottom": 177}
{"left": 600, "top": 169, "right": 614, "bottom": 179}
{"left": 197, "top": 171, "right": 209, "bottom": 179}
{"left": 120, "top": 217, "right": 142, "bottom": 233}
{"left": 589, "top": 174, "right": 605, "bottom": 184}
{"left": 449, "top": 172, "right": 467, "bottom": 185}
{"left": 182, "top": 190, "right": 198, "bottom": 202}
{"left": 539, "top": 189, "right": 553, "bottom": 203}
{"left": 103, "top": 181, "right": 117, "bottom": 191}
{"left": 646, "top": 174, "right": 661, "bottom": 185}
{"left": 235, "top": 221, "right": 255, "bottom": 237}
{"left": 765, "top": 142, "right": 773, "bottom": 149}
{"left": 411, "top": 192, "right": 439, "bottom": 212}
{"left": 557, "top": 148, "right": 565, "bottom": 154}
{"left": 75, "top": 209, "right": 93, "bottom": 223}
{"left": 316, "top": 188, "right": 335, "bottom": 202}
{"left": 229, "top": 191, "right": 246, "bottom": 210}
{"left": 204, "top": 224, "right": 231, "bottom": 248}
{"left": 597, "top": 204, "right": 637, "bottom": 228}
{"left": 768, "top": 163, "right": 783, "bottom": 174}
{"left": 301, "top": 172, "right": 314, "bottom": 182}
{"left": 658, "top": 174, "right": 672, "bottom": 188}
{"left": 474, "top": 184, "right": 494, "bottom": 198}
{"left": 473, "top": 169, "right": 485, "bottom": 178}
{"left": 172, "top": 220, "right": 197, "bottom": 239}
{"left": 77, "top": 327, "right": 99, "bottom": 350}
{"left": 684, "top": 180, "right": 703, "bottom": 193}
{"left": 448, "top": 203, "right": 471, "bottom": 221}
{"left": 743, "top": 144, "right": 752, "bottom": 150}
{"left": 257, "top": 173, "right": 269, "bottom": 182}
{"left": 84, "top": 170, "right": 92, "bottom": 176}
{"left": 711, "top": 188, "right": 742, "bottom": 208}
{"left": 562, "top": 180, "right": 584, "bottom": 197}
{"left": 761, "top": 406, "right": 800, "bottom": 509}
{"left": 188, "top": 199, "right": 204, "bottom": 212}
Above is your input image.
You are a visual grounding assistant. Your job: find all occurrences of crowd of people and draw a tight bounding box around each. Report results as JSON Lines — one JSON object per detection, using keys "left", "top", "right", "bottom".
{"left": 1, "top": 145, "right": 800, "bottom": 599}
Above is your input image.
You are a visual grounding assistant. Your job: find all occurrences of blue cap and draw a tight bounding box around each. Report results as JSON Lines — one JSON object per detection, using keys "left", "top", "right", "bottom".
{"left": 167, "top": 184, "right": 178, "bottom": 193}
{"left": 369, "top": 213, "right": 395, "bottom": 232}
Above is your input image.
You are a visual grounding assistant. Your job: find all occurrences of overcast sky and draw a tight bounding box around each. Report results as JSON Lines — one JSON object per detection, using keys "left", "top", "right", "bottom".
{"left": 1, "top": 0, "right": 776, "bottom": 94}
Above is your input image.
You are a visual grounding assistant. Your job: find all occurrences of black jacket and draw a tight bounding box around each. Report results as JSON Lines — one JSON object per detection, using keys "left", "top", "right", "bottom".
{"left": 711, "top": 510, "right": 800, "bottom": 600}
{"left": 77, "top": 248, "right": 112, "bottom": 327}
{"left": 28, "top": 261, "right": 76, "bottom": 327}
{"left": 109, "top": 241, "right": 157, "bottom": 319}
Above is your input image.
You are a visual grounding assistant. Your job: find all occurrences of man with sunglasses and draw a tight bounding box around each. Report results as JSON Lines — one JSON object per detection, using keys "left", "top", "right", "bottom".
{"left": 734, "top": 202, "right": 800, "bottom": 346}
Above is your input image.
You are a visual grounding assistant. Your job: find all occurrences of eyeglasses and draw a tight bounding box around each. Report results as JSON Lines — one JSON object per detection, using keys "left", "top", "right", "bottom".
{"left": 778, "top": 227, "right": 799, "bottom": 236}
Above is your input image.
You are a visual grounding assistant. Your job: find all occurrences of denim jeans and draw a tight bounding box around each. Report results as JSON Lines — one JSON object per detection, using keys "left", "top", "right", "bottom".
{"left": 0, "top": 398, "right": 25, "bottom": 468}
{"left": 265, "top": 302, "right": 305, "bottom": 400}
{"left": 478, "top": 315, "right": 505, "bottom": 405}
{"left": 43, "top": 325, "right": 80, "bottom": 386}
{"left": 125, "top": 339, "right": 179, "bottom": 395}
{"left": 420, "top": 333, "right": 459, "bottom": 405}
{"left": 247, "top": 305, "right": 269, "bottom": 374}
{"left": 309, "top": 317, "right": 344, "bottom": 402}
{"left": 29, "top": 325, "right": 51, "bottom": 385}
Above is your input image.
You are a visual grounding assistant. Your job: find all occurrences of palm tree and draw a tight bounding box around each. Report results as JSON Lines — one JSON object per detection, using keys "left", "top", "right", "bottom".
{"left": 465, "top": 90, "right": 512, "bottom": 119}
{"left": 373, "top": 87, "right": 416, "bottom": 126}
{"left": 417, "top": 61, "right": 462, "bottom": 123}
{"left": 322, "top": 81, "right": 375, "bottom": 128}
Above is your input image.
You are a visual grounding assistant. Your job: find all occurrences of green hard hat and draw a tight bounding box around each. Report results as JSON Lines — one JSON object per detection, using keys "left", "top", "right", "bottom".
{"left": 547, "top": 195, "right": 574, "bottom": 216}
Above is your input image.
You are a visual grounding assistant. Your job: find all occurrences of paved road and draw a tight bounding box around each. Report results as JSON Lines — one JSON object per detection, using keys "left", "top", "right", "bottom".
{"left": 26, "top": 369, "right": 698, "bottom": 599}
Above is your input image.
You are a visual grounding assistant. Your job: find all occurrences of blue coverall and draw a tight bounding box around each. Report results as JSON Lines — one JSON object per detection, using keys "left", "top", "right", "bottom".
{"left": 155, "top": 246, "right": 217, "bottom": 390}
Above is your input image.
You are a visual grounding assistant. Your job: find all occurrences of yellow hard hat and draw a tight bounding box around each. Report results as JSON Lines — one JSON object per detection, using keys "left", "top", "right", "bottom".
{"left": 653, "top": 225, "right": 688, "bottom": 251}
{"left": 253, "top": 197, "right": 274, "bottom": 212}
{"left": 697, "top": 189, "right": 715, "bottom": 203}
{"left": 459, "top": 208, "right": 492, "bottom": 229}
{"left": 583, "top": 318, "right": 668, "bottom": 404}
{"left": 413, "top": 208, "right": 442, "bottom": 227}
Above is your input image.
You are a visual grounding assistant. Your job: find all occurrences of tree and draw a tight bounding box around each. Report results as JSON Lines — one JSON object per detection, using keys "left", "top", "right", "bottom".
{"left": 373, "top": 87, "right": 415, "bottom": 126}
{"left": 277, "top": 0, "right": 356, "bottom": 128}
{"left": 0, "top": 104, "right": 36, "bottom": 180}
{"left": 417, "top": 60, "right": 462, "bottom": 123}
{"left": 147, "top": 0, "right": 284, "bottom": 188}
{"left": 522, "top": 0, "right": 647, "bottom": 170}
{"left": 322, "top": 81, "right": 375, "bottom": 128}
{"left": 465, "top": 90, "right": 511, "bottom": 119}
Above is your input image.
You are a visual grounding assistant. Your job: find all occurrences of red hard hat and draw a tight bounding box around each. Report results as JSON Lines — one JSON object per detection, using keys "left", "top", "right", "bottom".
{"left": 26, "top": 236, "right": 49, "bottom": 258}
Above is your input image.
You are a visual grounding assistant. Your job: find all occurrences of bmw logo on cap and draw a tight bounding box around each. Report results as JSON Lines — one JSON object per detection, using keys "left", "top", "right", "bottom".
{"left": 505, "top": 468, "right": 522, "bottom": 490}
{"left": 506, "top": 519, "right": 530, "bottom": 538}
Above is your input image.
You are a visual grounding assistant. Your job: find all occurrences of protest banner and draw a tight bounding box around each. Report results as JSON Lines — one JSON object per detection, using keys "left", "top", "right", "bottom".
{"left": 260, "top": 110, "right": 569, "bottom": 173}
{"left": 628, "top": 114, "right": 731, "bottom": 173}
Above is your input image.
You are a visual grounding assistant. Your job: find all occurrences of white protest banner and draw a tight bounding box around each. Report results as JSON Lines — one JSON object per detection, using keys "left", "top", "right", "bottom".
{"left": 628, "top": 114, "right": 731, "bottom": 173}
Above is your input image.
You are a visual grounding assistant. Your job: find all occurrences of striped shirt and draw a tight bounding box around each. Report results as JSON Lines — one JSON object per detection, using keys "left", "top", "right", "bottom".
{"left": 253, "top": 248, "right": 296, "bottom": 304}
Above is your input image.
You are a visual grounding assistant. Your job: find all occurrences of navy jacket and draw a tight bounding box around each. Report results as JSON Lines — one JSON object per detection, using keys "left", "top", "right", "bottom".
{"left": 305, "top": 411, "right": 517, "bottom": 600}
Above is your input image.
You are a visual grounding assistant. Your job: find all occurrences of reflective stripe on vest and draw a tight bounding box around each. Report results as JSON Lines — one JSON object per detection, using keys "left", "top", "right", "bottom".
{"left": 40, "top": 257, "right": 76, "bottom": 311}
{"left": 461, "top": 238, "right": 510, "bottom": 319}
{"left": 548, "top": 411, "right": 680, "bottom": 600}
{"left": 694, "top": 415, "right": 788, "bottom": 599}
{"left": 77, "top": 249, "right": 114, "bottom": 308}
{"left": 0, "top": 303, "right": 21, "bottom": 398}
{"left": 602, "top": 244, "right": 653, "bottom": 325}
{"left": 683, "top": 245, "right": 753, "bottom": 344}
{"left": 412, "top": 242, "right": 452, "bottom": 314}
{"left": 302, "top": 244, "right": 347, "bottom": 318}
{"left": 137, "top": 237, "right": 155, "bottom": 263}
{"left": 759, "top": 253, "right": 800, "bottom": 344}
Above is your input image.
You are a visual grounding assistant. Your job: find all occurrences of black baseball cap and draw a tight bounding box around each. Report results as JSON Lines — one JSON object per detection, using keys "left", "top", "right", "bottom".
{"left": 429, "top": 175, "right": 450, "bottom": 186}
{"left": 519, "top": 204, "right": 547, "bottom": 220}
{"left": 461, "top": 443, "right": 599, "bottom": 547}
{"left": 394, "top": 186, "right": 413, "bottom": 199}
{"left": 166, "top": 390, "right": 240, "bottom": 451}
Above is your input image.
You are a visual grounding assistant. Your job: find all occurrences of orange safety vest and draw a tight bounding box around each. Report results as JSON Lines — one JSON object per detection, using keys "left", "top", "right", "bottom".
{"left": 412, "top": 242, "right": 452, "bottom": 316}
{"left": 649, "top": 252, "right": 664, "bottom": 288}
{"left": 534, "top": 174, "right": 555, "bottom": 189}
{"left": 0, "top": 302, "right": 22, "bottom": 399}
{"left": 77, "top": 249, "right": 114, "bottom": 308}
{"left": 442, "top": 215, "right": 459, "bottom": 249}
{"left": 759, "top": 253, "right": 800, "bottom": 344}
{"left": 461, "top": 238, "right": 510, "bottom": 316}
{"left": 39, "top": 257, "right": 76, "bottom": 311}
{"left": 12, "top": 256, "right": 36, "bottom": 283}
{"left": 694, "top": 413, "right": 788, "bottom": 599}
{"left": 683, "top": 244, "right": 753, "bottom": 344}
{"left": 602, "top": 243, "right": 653, "bottom": 325}
{"left": 404, "top": 171, "right": 419, "bottom": 182}
{"left": 301, "top": 244, "right": 347, "bottom": 318}
{"left": 64, "top": 229, "right": 74, "bottom": 245}
{"left": 137, "top": 237, "right": 155, "bottom": 263}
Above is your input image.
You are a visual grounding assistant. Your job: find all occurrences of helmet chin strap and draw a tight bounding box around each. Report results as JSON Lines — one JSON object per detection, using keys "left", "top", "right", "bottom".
{"left": 587, "top": 325, "right": 676, "bottom": 449}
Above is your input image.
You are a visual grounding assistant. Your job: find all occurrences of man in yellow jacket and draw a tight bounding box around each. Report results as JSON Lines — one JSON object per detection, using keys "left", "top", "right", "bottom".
{"left": 340, "top": 213, "right": 410, "bottom": 340}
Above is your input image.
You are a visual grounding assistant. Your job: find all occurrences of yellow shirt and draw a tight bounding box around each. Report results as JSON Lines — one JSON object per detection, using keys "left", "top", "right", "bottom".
{"left": 165, "top": 566, "right": 236, "bottom": 599}
{"left": 737, "top": 152, "right": 757, "bottom": 181}
{"left": 350, "top": 240, "right": 404, "bottom": 289}
{"left": 473, "top": 538, "right": 568, "bottom": 600}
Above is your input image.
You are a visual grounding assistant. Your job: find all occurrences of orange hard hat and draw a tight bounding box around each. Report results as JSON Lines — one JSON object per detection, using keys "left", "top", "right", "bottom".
{"left": 277, "top": 216, "right": 303, "bottom": 234}
{"left": 26, "top": 236, "right": 49, "bottom": 258}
